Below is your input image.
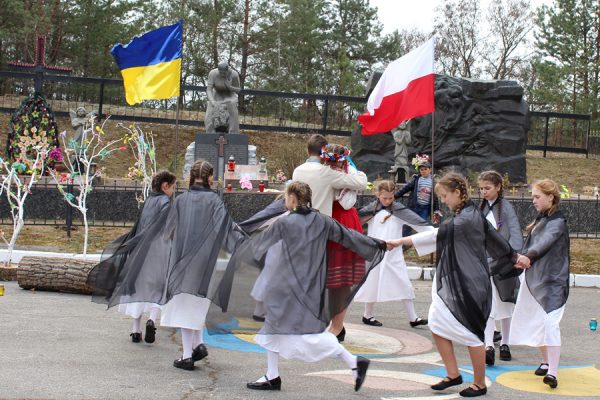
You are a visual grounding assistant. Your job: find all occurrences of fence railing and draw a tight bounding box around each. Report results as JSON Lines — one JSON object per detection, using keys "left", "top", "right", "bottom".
{"left": 528, "top": 111, "right": 592, "bottom": 157}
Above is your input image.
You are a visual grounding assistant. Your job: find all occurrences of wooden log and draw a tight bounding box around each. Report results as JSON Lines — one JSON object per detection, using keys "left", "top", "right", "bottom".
{"left": 0, "top": 265, "right": 18, "bottom": 281}
{"left": 17, "top": 256, "right": 97, "bottom": 294}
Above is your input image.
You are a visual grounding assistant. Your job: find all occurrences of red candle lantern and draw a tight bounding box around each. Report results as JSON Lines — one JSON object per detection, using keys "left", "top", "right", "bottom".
{"left": 227, "top": 155, "right": 236, "bottom": 172}
{"left": 227, "top": 183, "right": 233, "bottom": 192}
{"left": 259, "top": 181, "right": 265, "bottom": 192}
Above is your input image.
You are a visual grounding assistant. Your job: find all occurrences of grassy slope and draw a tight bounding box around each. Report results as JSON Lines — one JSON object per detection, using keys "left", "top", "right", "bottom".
{"left": 1, "top": 113, "right": 599, "bottom": 273}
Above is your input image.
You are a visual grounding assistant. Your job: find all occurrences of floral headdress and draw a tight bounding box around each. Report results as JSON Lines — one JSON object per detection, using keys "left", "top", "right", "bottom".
{"left": 411, "top": 153, "right": 431, "bottom": 169}
{"left": 320, "top": 145, "right": 350, "bottom": 163}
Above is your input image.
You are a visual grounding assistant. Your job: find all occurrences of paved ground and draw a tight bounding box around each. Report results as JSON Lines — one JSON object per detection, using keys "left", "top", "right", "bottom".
{"left": 1, "top": 280, "right": 599, "bottom": 400}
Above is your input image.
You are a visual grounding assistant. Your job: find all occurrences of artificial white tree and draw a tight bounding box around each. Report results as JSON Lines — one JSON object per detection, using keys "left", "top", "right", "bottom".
{"left": 0, "top": 142, "right": 49, "bottom": 266}
{"left": 50, "top": 115, "right": 123, "bottom": 257}
{"left": 120, "top": 123, "right": 158, "bottom": 203}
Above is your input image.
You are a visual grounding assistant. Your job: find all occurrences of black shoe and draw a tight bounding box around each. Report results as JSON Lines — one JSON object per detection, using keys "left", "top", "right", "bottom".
{"left": 173, "top": 357, "right": 194, "bottom": 370}
{"left": 410, "top": 318, "right": 428, "bottom": 328}
{"left": 353, "top": 356, "right": 370, "bottom": 392}
{"left": 144, "top": 320, "right": 156, "bottom": 343}
{"left": 362, "top": 316, "right": 383, "bottom": 327}
{"left": 543, "top": 374, "right": 558, "bottom": 389}
{"left": 246, "top": 376, "right": 282, "bottom": 391}
{"left": 431, "top": 375, "right": 463, "bottom": 390}
{"left": 493, "top": 330, "right": 502, "bottom": 343}
{"left": 252, "top": 314, "right": 266, "bottom": 322}
{"left": 130, "top": 332, "right": 142, "bottom": 343}
{"left": 499, "top": 344, "right": 511, "bottom": 361}
{"left": 485, "top": 346, "right": 495, "bottom": 366}
{"left": 336, "top": 327, "right": 346, "bottom": 343}
{"left": 534, "top": 363, "right": 549, "bottom": 376}
{"left": 459, "top": 384, "right": 487, "bottom": 397}
{"left": 192, "top": 344, "right": 208, "bottom": 362}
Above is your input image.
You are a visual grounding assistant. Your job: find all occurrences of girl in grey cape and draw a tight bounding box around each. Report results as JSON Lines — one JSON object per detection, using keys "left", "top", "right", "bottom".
{"left": 88, "top": 170, "right": 176, "bottom": 344}
{"left": 478, "top": 171, "right": 524, "bottom": 365}
{"left": 219, "top": 181, "right": 387, "bottom": 392}
{"left": 388, "top": 173, "right": 524, "bottom": 398}
{"left": 509, "top": 179, "right": 570, "bottom": 389}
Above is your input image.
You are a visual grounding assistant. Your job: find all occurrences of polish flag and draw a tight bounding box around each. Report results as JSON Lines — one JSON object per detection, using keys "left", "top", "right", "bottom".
{"left": 358, "top": 37, "right": 435, "bottom": 135}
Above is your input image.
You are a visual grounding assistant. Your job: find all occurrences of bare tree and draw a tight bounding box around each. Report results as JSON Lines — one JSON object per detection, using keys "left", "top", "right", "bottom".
{"left": 482, "top": 0, "right": 534, "bottom": 80}
{"left": 434, "top": 0, "right": 482, "bottom": 78}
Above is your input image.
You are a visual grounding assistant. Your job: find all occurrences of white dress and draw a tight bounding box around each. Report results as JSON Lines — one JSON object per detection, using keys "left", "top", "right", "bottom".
{"left": 509, "top": 276, "right": 564, "bottom": 347}
{"left": 485, "top": 209, "right": 515, "bottom": 320}
{"left": 354, "top": 210, "right": 433, "bottom": 302}
{"left": 412, "top": 229, "right": 483, "bottom": 347}
{"left": 160, "top": 294, "right": 211, "bottom": 330}
{"left": 118, "top": 302, "right": 161, "bottom": 319}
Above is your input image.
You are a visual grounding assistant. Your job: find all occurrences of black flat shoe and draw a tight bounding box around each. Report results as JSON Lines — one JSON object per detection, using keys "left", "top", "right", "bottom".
{"left": 362, "top": 316, "right": 383, "bottom": 326}
{"left": 144, "top": 320, "right": 156, "bottom": 343}
{"left": 252, "top": 314, "right": 266, "bottom": 322}
{"left": 534, "top": 363, "right": 549, "bottom": 376}
{"left": 459, "top": 384, "right": 487, "bottom": 397}
{"left": 173, "top": 357, "right": 194, "bottom": 370}
{"left": 410, "top": 318, "right": 428, "bottom": 328}
{"left": 543, "top": 374, "right": 558, "bottom": 388}
{"left": 431, "top": 375, "right": 463, "bottom": 391}
{"left": 246, "top": 375, "right": 282, "bottom": 390}
{"left": 130, "top": 332, "right": 142, "bottom": 343}
{"left": 485, "top": 346, "right": 495, "bottom": 366}
{"left": 336, "top": 327, "right": 346, "bottom": 343}
{"left": 493, "top": 330, "right": 502, "bottom": 343}
{"left": 353, "top": 356, "right": 370, "bottom": 391}
{"left": 499, "top": 344, "right": 511, "bottom": 361}
{"left": 192, "top": 343, "right": 208, "bottom": 361}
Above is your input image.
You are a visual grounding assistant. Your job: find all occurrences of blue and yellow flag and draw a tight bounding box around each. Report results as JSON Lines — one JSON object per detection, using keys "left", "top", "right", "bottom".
{"left": 111, "top": 21, "right": 182, "bottom": 105}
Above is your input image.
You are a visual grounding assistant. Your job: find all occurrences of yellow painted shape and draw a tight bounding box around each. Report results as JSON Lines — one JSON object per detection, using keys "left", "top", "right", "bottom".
{"left": 497, "top": 366, "right": 600, "bottom": 397}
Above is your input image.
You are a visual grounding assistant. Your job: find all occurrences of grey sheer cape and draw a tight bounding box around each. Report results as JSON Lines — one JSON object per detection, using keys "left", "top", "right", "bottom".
{"left": 88, "top": 192, "right": 170, "bottom": 304}
{"left": 436, "top": 203, "right": 516, "bottom": 341}
{"left": 211, "top": 209, "right": 387, "bottom": 335}
{"left": 523, "top": 211, "right": 570, "bottom": 313}
{"left": 238, "top": 198, "right": 286, "bottom": 234}
{"left": 96, "top": 186, "right": 246, "bottom": 309}
{"left": 358, "top": 200, "right": 432, "bottom": 227}
{"left": 481, "top": 198, "right": 524, "bottom": 303}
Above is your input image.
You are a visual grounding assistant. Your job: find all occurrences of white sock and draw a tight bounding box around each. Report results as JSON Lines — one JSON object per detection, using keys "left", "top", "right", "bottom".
{"left": 254, "top": 301, "right": 265, "bottom": 317}
{"left": 402, "top": 299, "right": 418, "bottom": 322}
{"left": 547, "top": 346, "right": 561, "bottom": 377}
{"left": 334, "top": 343, "right": 358, "bottom": 378}
{"left": 266, "top": 350, "right": 280, "bottom": 380}
{"left": 192, "top": 328, "right": 203, "bottom": 348}
{"left": 132, "top": 317, "right": 141, "bottom": 333}
{"left": 364, "top": 303, "right": 375, "bottom": 319}
{"left": 148, "top": 307, "right": 160, "bottom": 322}
{"left": 484, "top": 318, "right": 495, "bottom": 348}
{"left": 181, "top": 328, "right": 194, "bottom": 359}
{"left": 500, "top": 318, "right": 511, "bottom": 345}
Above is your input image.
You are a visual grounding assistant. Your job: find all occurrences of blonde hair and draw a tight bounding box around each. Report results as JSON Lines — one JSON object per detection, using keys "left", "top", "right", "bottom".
{"left": 526, "top": 179, "right": 561, "bottom": 232}
{"left": 377, "top": 180, "right": 395, "bottom": 193}
{"left": 436, "top": 172, "right": 470, "bottom": 213}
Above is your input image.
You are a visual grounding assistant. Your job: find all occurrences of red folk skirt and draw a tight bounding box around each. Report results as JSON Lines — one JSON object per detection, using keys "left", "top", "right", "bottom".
{"left": 326, "top": 201, "right": 366, "bottom": 289}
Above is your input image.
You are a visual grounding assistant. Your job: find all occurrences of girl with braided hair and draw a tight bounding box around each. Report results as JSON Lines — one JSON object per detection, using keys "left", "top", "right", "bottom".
{"left": 388, "top": 172, "right": 525, "bottom": 398}
{"left": 477, "top": 171, "right": 523, "bottom": 366}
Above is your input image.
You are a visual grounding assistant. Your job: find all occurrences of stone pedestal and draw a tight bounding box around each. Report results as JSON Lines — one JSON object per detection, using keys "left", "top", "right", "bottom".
{"left": 225, "top": 165, "right": 268, "bottom": 189}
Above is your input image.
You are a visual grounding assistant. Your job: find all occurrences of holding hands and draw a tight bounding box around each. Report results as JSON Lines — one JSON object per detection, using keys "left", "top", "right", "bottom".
{"left": 386, "top": 238, "right": 409, "bottom": 250}
{"left": 515, "top": 254, "right": 531, "bottom": 269}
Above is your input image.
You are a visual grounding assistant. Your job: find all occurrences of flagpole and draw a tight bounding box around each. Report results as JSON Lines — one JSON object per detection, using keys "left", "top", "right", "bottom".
{"left": 174, "top": 97, "right": 181, "bottom": 174}
{"left": 430, "top": 112, "right": 435, "bottom": 218}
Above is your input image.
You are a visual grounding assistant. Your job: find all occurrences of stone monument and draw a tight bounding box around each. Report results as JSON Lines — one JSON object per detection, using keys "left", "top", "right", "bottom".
{"left": 352, "top": 74, "right": 528, "bottom": 183}
{"left": 389, "top": 120, "right": 411, "bottom": 183}
{"left": 204, "top": 61, "right": 240, "bottom": 134}
{"left": 69, "top": 107, "right": 91, "bottom": 145}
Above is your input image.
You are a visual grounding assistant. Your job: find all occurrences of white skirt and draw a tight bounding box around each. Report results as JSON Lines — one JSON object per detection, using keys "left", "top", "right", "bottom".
{"left": 160, "top": 293, "right": 211, "bottom": 330}
{"left": 490, "top": 278, "right": 515, "bottom": 320}
{"left": 429, "top": 280, "right": 483, "bottom": 347}
{"left": 255, "top": 331, "right": 342, "bottom": 362}
{"left": 509, "top": 277, "right": 564, "bottom": 347}
{"left": 118, "top": 302, "right": 161, "bottom": 319}
{"left": 354, "top": 249, "right": 414, "bottom": 302}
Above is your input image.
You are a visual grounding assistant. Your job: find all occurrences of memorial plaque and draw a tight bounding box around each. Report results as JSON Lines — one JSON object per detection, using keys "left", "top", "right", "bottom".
{"left": 194, "top": 133, "right": 248, "bottom": 180}
{"left": 225, "top": 165, "right": 268, "bottom": 188}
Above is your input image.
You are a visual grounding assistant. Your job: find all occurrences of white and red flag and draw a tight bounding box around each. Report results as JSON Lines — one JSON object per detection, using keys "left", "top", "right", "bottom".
{"left": 358, "top": 37, "right": 435, "bottom": 135}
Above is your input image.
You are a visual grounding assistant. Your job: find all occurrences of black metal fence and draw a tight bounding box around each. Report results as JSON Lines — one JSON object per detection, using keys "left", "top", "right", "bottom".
{"left": 528, "top": 111, "right": 593, "bottom": 157}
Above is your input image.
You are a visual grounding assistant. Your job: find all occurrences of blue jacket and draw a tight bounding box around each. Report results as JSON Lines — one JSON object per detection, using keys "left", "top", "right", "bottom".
{"left": 394, "top": 174, "right": 439, "bottom": 212}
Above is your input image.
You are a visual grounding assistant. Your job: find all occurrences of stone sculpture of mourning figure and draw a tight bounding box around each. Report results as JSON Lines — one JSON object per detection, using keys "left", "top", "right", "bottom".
{"left": 204, "top": 62, "right": 241, "bottom": 134}
{"left": 389, "top": 120, "right": 411, "bottom": 183}
{"left": 69, "top": 106, "right": 92, "bottom": 146}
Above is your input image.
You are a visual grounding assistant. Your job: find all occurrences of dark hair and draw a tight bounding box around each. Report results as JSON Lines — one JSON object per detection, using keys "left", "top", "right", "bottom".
{"left": 307, "top": 134, "right": 328, "bottom": 156}
{"left": 285, "top": 181, "right": 312, "bottom": 208}
{"left": 526, "top": 179, "right": 561, "bottom": 232}
{"left": 151, "top": 170, "right": 177, "bottom": 193}
{"left": 436, "top": 172, "right": 470, "bottom": 214}
{"left": 189, "top": 160, "right": 214, "bottom": 188}
{"left": 478, "top": 170, "right": 504, "bottom": 228}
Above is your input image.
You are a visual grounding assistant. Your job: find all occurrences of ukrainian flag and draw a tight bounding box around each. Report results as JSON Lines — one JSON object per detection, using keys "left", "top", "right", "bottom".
{"left": 111, "top": 21, "right": 182, "bottom": 105}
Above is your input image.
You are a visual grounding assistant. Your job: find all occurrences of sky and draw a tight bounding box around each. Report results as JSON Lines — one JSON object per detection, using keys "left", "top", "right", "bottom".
{"left": 371, "top": 0, "right": 553, "bottom": 35}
